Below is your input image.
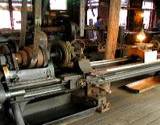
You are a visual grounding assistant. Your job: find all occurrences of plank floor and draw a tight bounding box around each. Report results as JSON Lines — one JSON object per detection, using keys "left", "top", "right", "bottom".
{"left": 1, "top": 76, "right": 160, "bottom": 125}
{"left": 68, "top": 77, "right": 160, "bottom": 125}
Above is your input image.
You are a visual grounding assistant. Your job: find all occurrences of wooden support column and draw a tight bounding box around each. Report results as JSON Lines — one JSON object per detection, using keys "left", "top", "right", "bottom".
{"left": 33, "top": 0, "right": 42, "bottom": 58}
{"left": 8, "top": 0, "right": 14, "bottom": 30}
{"left": 105, "top": 0, "right": 121, "bottom": 59}
{"left": 80, "top": 0, "right": 86, "bottom": 37}
{"left": 20, "top": 0, "right": 27, "bottom": 48}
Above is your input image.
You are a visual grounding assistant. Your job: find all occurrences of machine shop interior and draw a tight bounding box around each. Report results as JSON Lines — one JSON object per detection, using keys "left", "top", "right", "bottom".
{"left": 1, "top": 0, "right": 160, "bottom": 125}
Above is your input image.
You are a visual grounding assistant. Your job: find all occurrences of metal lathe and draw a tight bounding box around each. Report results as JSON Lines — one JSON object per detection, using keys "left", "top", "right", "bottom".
{"left": 1, "top": 0, "right": 160, "bottom": 125}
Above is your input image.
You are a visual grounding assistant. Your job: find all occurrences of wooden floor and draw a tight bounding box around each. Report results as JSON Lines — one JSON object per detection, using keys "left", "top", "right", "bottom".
{"left": 68, "top": 77, "right": 160, "bottom": 125}
{"left": 1, "top": 77, "right": 160, "bottom": 125}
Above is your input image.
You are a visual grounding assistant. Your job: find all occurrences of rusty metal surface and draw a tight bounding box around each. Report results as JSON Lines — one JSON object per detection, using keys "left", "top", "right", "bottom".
{"left": 36, "top": 48, "right": 44, "bottom": 67}
{"left": 87, "top": 83, "right": 111, "bottom": 113}
{"left": 19, "top": 50, "right": 28, "bottom": 67}
{"left": 15, "top": 46, "right": 46, "bottom": 68}
{"left": 15, "top": 53, "right": 22, "bottom": 65}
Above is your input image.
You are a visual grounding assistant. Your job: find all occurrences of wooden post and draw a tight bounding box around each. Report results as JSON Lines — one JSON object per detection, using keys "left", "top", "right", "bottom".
{"left": 80, "top": 0, "right": 86, "bottom": 37}
{"left": 20, "top": 0, "right": 27, "bottom": 48}
{"left": 33, "top": 0, "right": 42, "bottom": 58}
{"left": 105, "top": 0, "right": 121, "bottom": 59}
{"left": 8, "top": 0, "right": 14, "bottom": 30}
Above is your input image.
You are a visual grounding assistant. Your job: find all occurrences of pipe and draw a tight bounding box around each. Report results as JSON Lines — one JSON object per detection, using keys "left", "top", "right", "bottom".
{"left": 12, "top": 103, "right": 25, "bottom": 125}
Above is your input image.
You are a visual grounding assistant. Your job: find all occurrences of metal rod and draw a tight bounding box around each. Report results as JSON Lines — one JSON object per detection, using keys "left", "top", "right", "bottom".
{"left": 24, "top": 86, "right": 65, "bottom": 99}
{"left": 103, "top": 64, "right": 160, "bottom": 82}
{"left": 9, "top": 78, "right": 60, "bottom": 91}
{"left": 106, "top": 60, "right": 160, "bottom": 73}
{"left": 6, "top": 90, "right": 25, "bottom": 98}
{"left": 12, "top": 103, "right": 25, "bottom": 125}
{"left": 89, "top": 61, "right": 160, "bottom": 84}
{"left": 90, "top": 57, "right": 128, "bottom": 68}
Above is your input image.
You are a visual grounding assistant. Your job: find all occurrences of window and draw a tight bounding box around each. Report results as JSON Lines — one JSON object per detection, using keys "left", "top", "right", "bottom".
{"left": 119, "top": 0, "right": 129, "bottom": 28}
{"left": 119, "top": 9, "right": 128, "bottom": 27}
{"left": 142, "top": 1, "right": 153, "bottom": 29}
{"left": 119, "top": 0, "right": 154, "bottom": 29}
{"left": 87, "top": 9, "right": 98, "bottom": 25}
{"left": 0, "top": 1, "right": 32, "bottom": 30}
{"left": 50, "top": 0, "right": 67, "bottom": 10}
{"left": 12, "top": 2, "right": 22, "bottom": 29}
{"left": 87, "top": 0, "right": 99, "bottom": 25}
{"left": 0, "top": 3, "right": 11, "bottom": 29}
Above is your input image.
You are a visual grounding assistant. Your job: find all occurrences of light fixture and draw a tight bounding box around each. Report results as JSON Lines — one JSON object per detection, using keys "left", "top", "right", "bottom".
{"left": 136, "top": 29, "right": 146, "bottom": 42}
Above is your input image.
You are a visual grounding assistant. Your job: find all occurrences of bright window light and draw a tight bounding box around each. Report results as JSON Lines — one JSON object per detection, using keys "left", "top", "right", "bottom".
{"left": 0, "top": 10, "right": 11, "bottom": 29}
{"left": 50, "top": 0, "right": 67, "bottom": 10}
{"left": 142, "top": 1, "right": 153, "bottom": 29}
{"left": 142, "top": 1, "right": 153, "bottom": 9}
{"left": 121, "top": 0, "right": 128, "bottom": 7}
{"left": 13, "top": 10, "right": 21, "bottom": 30}
{"left": 119, "top": 9, "right": 128, "bottom": 28}
{"left": 87, "top": 9, "right": 98, "bottom": 25}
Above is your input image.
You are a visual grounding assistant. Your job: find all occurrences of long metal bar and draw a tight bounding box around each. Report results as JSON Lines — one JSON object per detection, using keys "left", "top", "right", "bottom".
{"left": 104, "top": 64, "right": 160, "bottom": 82}
{"left": 8, "top": 78, "right": 61, "bottom": 91}
{"left": 24, "top": 85, "right": 64, "bottom": 99}
{"left": 106, "top": 60, "right": 160, "bottom": 73}
{"left": 90, "top": 57, "right": 128, "bottom": 68}
{"left": 90, "top": 60, "right": 160, "bottom": 83}
{"left": 91, "top": 58, "right": 160, "bottom": 74}
{"left": 6, "top": 90, "right": 25, "bottom": 98}
{"left": 90, "top": 60, "right": 160, "bottom": 84}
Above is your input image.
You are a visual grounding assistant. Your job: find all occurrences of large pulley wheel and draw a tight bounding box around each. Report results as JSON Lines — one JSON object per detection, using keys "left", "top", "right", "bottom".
{"left": 51, "top": 41, "right": 74, "bottom": 67}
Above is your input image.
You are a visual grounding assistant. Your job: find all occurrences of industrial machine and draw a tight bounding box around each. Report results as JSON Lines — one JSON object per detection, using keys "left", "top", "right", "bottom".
{"left": 1, "top": 35, "right": 160, "bottom": 125}
{"left": 1, "top": 0, "right": 160, "bottom": 125}
{"left": 0, "top": 1, "right": 111, "bottom": 124}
